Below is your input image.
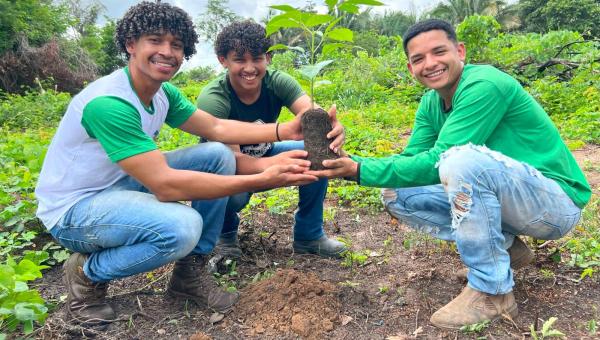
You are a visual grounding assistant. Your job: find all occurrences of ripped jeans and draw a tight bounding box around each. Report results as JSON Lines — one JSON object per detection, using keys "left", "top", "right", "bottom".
{"left": 49, "top": 143, "right": 236, "bottom": 283}
{"left": 382, "top": 144, "right": 581, "bottom": 295}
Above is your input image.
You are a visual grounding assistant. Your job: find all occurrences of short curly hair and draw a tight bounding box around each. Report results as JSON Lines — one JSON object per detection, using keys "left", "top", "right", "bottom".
{"left": 214, "top": 20, "right": 272, "bottom": 58}
{"left": 115, "top": 1, "right": 198, "bottom": 60}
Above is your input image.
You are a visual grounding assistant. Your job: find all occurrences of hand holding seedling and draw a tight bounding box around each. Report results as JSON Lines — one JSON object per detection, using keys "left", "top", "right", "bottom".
{"left": 324, "top": 104, "right": 345, "bottom": 154}
{"left": 263, "top": 150, "right": 311, "bottom": 170}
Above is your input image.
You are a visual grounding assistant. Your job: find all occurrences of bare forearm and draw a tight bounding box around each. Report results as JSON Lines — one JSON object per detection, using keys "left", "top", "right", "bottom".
{"left": 234, "top": 153, "right": 269, "bottom": 175}
{"left": 153, "top": 169, "right": 265, "bottom": 201}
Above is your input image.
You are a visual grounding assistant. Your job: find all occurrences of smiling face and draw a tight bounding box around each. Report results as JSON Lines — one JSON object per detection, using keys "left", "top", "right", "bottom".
{"left": 126, "top": 32, "right": 184, "bottom": 87}
{"left": 219, "top": 51, "right": 270, "bottom": 96}
{"left": 406, "top": 29, "right": 466, "bottom": 102}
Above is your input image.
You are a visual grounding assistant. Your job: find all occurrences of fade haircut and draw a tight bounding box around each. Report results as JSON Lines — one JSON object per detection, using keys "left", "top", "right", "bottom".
{"left": 214, "top": 20, "right": 272, "bottom": 58}
{"left": 115, "top": 1, "right": 198, "bottom": 60}
{"left": 402, "top": 19, "right": 457, "bottom": 56}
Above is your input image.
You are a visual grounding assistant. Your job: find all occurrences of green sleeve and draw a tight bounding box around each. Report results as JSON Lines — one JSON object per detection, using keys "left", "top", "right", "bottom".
{"left": 162, "top": 82, "right": 197, "bottom": 127}
{"left": 81, "top": 96, "right": 157, "bottom": 162}
{"left": 359, "top": 80, "right": 509, "bottom": 187}
{"left": 196, "top": 76, "right": 231, "bottom": 119}
{"left": 270, "top": 70, "right": 305, "bottom": 107}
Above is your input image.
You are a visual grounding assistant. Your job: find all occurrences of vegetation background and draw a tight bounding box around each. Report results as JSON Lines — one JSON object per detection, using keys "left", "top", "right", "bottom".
{"left": 0, "top": 0, "right": 598, "bottom": 338}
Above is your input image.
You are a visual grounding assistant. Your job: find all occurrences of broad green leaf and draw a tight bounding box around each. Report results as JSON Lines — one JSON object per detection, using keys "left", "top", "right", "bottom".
{"left": 0, "top": 265, "right": 15, "bottom": 289}
{"left": 325, "top": 17, "right": 343, "bottom": 33}
{"left": 267, "top": 44, "right": 289, "bottom": 53}
{"left": 325, "top": 28, "right": 353, "bottom": 42}
{"left": 322, "top": 43, "right": 347, "bottom": 55}
{"left": 288, "top": 46, "right": 305, "bottom": 54}
{"left": 269, "top": 5, "right": 298, "bottom": 12}
{"left": 14, "top": 303, "right": 36, "bottom": 321}
{"left": 23, "top": 250, "right": 49, "bottom": 266}
{"left": 302, "top": 14, "right": 334, "bottom": 28}
{"left": 14, "top": 281, "right": 28, "bottom": 292}
{"left": 346, "top": 0, "right": 385, "bottom": 6}
{"left": 325, "top": 0, "right": 338, "bottom": 11}
{"left": 266, "top": 17, "right": 302, "bottom": 36}
{"left": 299, "top": 60, "right": 335, "bottom": 80}
{"left": 338, "top": 2, "right": 359, "bottom": 14}
{"left": 15, "top": 260, "right": 43, "bottom": 281}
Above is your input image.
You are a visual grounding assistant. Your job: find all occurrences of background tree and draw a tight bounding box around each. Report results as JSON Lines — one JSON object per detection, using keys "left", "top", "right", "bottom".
{"left": 425, "top": 0, "right": 509, "bottom": 25}
{"left": 0, "top": 0, "right": 69, "bottom": 54}
{"left": 518, "top": 0, "right": 600, "bottom": 36}
{"left": 196, "top": 0, "right": 241, "bottom": 43}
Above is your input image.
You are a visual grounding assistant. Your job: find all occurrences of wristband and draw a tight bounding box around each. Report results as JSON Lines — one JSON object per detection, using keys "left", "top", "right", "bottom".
{"left": 275, "top": 122, "right": 282, "bottom": 142}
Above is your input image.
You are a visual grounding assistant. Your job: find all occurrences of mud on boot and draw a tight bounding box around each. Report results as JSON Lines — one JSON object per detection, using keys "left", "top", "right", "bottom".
{"left": 63, "top": 253, "right": 116, "bottom": 326}
{"left": 167, "top": 254, "right": 239, "bottom": 312}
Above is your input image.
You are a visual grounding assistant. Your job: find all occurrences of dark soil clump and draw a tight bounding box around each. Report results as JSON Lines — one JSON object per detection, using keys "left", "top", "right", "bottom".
{"left": 301, "top": 108, "right": 339, "bottom": 170}
{"left": 231, "top": 269, "right": 340, "bottom": 339}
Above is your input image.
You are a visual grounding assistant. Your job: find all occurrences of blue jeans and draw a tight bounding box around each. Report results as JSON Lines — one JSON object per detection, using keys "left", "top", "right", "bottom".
{"left": 383, "top": 144, "right": 581, "bottom": 295}
{"left": 49, "top": 143, "right": 236, "bottom": 283}
{"left": 221, "top": 141, "right": 327, "bottom": 242}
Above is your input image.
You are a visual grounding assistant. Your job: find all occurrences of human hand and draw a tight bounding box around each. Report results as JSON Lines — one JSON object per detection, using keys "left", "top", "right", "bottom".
{"left": 326, "top": 104, "right": 345, "bottom": 154}
{"left": 263, "top": 150, "right": 310, "bottom": 170}
{"left": 279, "top": 115, "right": 303, "bottom": 141}
{"left": 304, "top": 156, "right": 358, "bottom": 180}
{"left": 260, "top": 164, "right": 318, "bottom": 188}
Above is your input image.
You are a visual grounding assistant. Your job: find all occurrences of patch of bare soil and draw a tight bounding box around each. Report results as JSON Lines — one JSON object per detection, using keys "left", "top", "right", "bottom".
{"left": 230, "top": 269, "right": 340, "bottom": 338}
{"left": 31, "top": 146, "right": 599, "bottom": 339}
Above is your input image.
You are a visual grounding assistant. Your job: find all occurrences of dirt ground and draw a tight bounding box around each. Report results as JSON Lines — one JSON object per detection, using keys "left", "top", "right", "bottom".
{"left": 30, "top": 145, "right": 600, "bottom": 339}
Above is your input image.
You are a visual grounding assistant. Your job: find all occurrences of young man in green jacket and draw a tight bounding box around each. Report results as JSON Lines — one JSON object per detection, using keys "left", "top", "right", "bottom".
{"left": 309, "top": 19, "right": 591, "bottom": 329}
{"left": 197, "top": 20, "right": 347, "bottom": 264}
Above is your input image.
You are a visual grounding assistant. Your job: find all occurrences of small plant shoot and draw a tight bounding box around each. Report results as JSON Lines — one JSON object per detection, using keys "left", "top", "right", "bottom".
{"left": 265, "top": 0, "right": 383, "bottom": 170}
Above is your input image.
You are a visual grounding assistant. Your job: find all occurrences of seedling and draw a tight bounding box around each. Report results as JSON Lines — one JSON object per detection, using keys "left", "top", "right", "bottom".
{"left": 265, "top": 0, "right": 382, "bottom": 170}
{"left": 530, "top": 317, "right": 565, "bottom": 339}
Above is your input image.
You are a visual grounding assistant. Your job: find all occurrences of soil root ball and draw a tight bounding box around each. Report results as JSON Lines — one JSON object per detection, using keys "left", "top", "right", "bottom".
{"left": 301, "top": 108, "right": 340, "bottom": 171}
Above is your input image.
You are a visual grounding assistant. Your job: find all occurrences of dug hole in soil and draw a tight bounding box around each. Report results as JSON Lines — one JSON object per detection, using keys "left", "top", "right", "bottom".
{"left": 301, "top": 108, "right": 339, "bottom": 170}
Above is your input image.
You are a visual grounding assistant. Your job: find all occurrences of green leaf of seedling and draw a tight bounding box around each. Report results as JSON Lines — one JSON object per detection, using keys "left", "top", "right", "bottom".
{"left": 325, "top": 16, "right": 343, "bottom": 33}
{"left": 267, "top": 44, "right": 289, "bottom": 53}
{"left": 338, "top": 2, "right": 359, "bottom": 14}
{"left": 14, "top": 259, "right": 44, "bottom": 281}
{"left": 269, "top": 5, "right": 298, "bottom": 12}
{"left": 325, "top": 0, "right": 338, "bottom": 11}
{"left": 52, "top": 250, "right": 70, "bottom": 263}
{"left": 325, "top": 27, "right": 354, "bottom": 42}
{"left": 322, "top": 43, "right": 346, "bottom": 55}
{"left": 302, "top": 14, "right": 334, "bottom": 28}
{"left": 265, "top": 14, "right": 303, "bottom": 36}
{"left": 299, "top": 60, "right": 334, "bottom": 80}
{"left": 346, "top": 0, "right": 385, "bottom": 6}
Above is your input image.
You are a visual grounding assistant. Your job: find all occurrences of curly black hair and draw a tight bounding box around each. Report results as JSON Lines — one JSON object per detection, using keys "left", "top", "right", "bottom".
{"left": 214, "top": 20, "right": 272, "bottom": 58}
{"left": 115, "top": 1, "right": 198, "bottom": 60}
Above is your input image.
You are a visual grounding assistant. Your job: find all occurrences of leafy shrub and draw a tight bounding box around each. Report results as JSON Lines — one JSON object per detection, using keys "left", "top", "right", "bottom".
{"left": 457, "top": 15, "right": 501, "bottom": 63}
{"left": 0, "top": 90, "right": 70, "bottom": 129}
{"left": 0, "top": 251, "right": 50, "bottom": 336}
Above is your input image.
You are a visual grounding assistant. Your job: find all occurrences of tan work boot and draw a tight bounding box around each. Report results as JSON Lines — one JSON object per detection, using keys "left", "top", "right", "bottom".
{"left": 167, "top": 254, "right": 239, "bottom": 312}
{"left": 63, "top": 253, "right": 116, "bottom": 325}
{"left": 456, "top": 236, "right": 535, "bottom": 279}
{"left": 430, "top": 286, "right": 518, "bottom": 329}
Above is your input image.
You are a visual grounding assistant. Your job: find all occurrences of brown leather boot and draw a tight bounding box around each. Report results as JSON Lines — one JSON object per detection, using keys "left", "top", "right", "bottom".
{"left": 456, "top": 236, "right": 535, "bottom": 279}
{"left": 63, "top": 253, "right": 116, "bottom": 325}
{"left": 430, "top": 286, "right": 518, "bottom": 329}
{"left": 167, "top": 254, "right": 239, "bottom": 312}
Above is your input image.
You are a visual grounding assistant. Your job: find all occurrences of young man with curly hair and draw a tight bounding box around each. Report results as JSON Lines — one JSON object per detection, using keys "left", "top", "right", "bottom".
{"left": 197, "top": 20, "right": 347, "bottom": 265}
{"left": 308, "top": 19, "right": 590, "bottom": 329}
{"left": 35, "top": 2, "right": 319, "bottom": 326}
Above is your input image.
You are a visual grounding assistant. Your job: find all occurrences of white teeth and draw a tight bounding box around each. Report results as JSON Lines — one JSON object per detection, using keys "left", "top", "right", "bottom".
{"left": 427, "top": 69, "right": 445, "bottom": 78}
{"left": 241, "top": 74, "right": 257, "bottom": 80}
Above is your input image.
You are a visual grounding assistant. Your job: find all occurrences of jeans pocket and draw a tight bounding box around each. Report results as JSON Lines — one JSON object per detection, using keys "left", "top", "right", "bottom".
{"left": 522, "top": 211, "right": 581, "bottom": 240}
